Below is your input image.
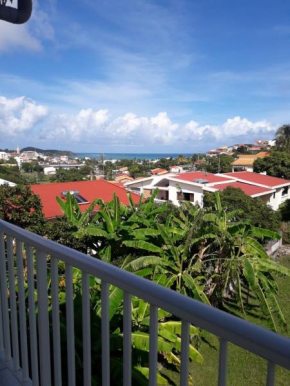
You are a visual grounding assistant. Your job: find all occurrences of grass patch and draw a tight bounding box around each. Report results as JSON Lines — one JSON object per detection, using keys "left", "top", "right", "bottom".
{"left": 162, "top": 256, "right": 290, "bottom": 385}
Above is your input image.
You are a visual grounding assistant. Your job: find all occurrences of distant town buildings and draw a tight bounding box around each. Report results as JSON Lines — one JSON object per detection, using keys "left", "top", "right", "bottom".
{"left": 206, "top": 139, "right": 275, "bottom": 157}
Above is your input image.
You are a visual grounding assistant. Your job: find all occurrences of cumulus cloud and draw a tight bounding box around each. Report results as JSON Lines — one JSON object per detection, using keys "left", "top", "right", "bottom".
{"left": 0, "top": 95, "right": 276, "bottom": 149}
{"left": 39, "top": 108, "right": 276, "bottom": 148}
{"left": 0, "top": 96, "right": 48, "bottom": 135}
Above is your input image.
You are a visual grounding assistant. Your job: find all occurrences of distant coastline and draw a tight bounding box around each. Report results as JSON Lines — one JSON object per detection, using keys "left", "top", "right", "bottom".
{"left": 75, "top": 153, "right": 193, "bottom": 161}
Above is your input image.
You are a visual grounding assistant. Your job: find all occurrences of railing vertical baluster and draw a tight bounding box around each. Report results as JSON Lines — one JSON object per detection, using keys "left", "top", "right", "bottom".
{"left": 101, "top": 281, "right": 110, "bottom": 386}
{"left": 36, "top": 250, "right": 51, "bottom": 385}
{"left": 266, "top": 362, "right": 275, "bottom": 386}
{"left": 82, "top": 272, "right": 91, "bottom": 386}
{"left": 66, "top": 263, "right": 75, "bottom": 386}
{"left": 0, "top": 232, "right": 11, "bottom": 361}
{"left": 123, "top": 292, "right": 132, "bottom": 386}
{"left": 26, "top": 245, "right": 39, "bottom": 386}
{"left": 51, "top": 257, "right": 62, "bottom": 386}
{"left": 16, "top": 241, "right": 29, "bottom": 381}
{"left": 7, "top": 236, "right": 20, "bottom": 371}
{"left": 0, "top": 279, "right": 3, "bottom": 351}
{"left": 149, "top": 305, "right": 158, "bottom": 386}
{"left": 180, "top": 320, "right": 190, "bottom": 386}
{"left": 218, "top": 338, "right": 228, "bottom": 386}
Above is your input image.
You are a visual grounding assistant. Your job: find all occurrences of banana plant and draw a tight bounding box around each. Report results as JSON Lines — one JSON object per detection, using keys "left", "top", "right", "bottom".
{"left": 199, "top": 192, "right": 290, "bottom": 331}
{"left": 58, "top": 190, "right": 169, "bottom": 263}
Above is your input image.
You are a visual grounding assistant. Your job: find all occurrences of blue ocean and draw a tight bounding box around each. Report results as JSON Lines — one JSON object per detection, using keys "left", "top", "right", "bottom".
{"left": 75, "top": 153, "right": 193, "bottom": 161}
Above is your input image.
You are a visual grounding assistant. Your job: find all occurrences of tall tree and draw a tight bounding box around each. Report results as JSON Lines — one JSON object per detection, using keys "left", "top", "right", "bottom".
{"left": 254, "top": 151, "right": 290, "bottom": 179}
{"left": 275, "top": 124, "right": 290, "bottom": 152}
{"left": 203, "top": 187, "right": 281, "bottom": 232}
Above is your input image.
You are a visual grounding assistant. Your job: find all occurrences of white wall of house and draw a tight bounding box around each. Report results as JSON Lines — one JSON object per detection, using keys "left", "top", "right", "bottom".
{"left": 268, "top": 186, "right": 289, "bottom": 210}
{"left": 125, "top": 175, "right": 290, "bottom": 211}
{"left": 167, "top": 180, "right": 204, "bottom": 206}
{"left": 0, "top": 152, "right": 9, "bottom": 160}
{"left": 44, "top": 166, "right": 56, "bottom": 175}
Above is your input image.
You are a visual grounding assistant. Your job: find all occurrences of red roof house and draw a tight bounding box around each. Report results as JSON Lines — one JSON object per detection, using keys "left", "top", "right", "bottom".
{"left": 211, "top": 181, "right": 274, "bottom": 197}
{"left": 31, "top": 180, "right": 140, "bottom": 219}
{"left": 224, "top": 172, "right": 290, "bottom": 188}
{"left": 173, "top": 172, "right": 230, "bottom": 185}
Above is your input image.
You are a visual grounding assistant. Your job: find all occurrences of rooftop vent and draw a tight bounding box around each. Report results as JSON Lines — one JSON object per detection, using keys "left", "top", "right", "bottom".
{"left": 194, "top": 178, "right": 209, "bottom": 184}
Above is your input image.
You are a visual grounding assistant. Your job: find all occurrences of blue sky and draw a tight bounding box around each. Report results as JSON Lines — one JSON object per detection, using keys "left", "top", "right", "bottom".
{"left": 0, "top": 0, "right": 290, "bottom": 152}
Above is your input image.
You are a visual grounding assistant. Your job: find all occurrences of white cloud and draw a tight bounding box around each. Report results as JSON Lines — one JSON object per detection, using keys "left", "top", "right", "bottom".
{"left": 0, "top": 95, "right": 277, "bottom": 150}
{"left": 39, "top": 108, "right": 276, "bottom": 148}
{"left": 0, "top": 96, "right": 48, "bottom": 135}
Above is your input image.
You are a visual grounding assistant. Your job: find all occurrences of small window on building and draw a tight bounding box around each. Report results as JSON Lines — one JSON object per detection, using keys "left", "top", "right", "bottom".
{"left": 282, "top": 187, "right": 288, "bottom": 196}
{"left": 177, "top": 192, "right": 194, "bottom": 202}
{"left": 177, "top": 192, "right": 183, "bottom": 200}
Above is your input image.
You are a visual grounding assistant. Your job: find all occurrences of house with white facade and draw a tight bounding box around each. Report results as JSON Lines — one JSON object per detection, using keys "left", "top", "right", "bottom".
{"left": 216, "top": 171, "right": 290, "bottom": 210}
{"left": 0, "top": 152, "right": 9, "bottom": 161}
{"left": 124, "top": 171, "right": 290, "bottom": 210}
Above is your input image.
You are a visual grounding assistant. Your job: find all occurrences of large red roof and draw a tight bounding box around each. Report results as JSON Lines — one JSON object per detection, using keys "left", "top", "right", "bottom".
{"left": 212, "top": 181, "right": 273, "bottom": 197}
{"left": 224, "top": 172, "right": 290, "bottom": 188}
{"left": 173, "top": 172, "right": 230, "bottom": 184}
{"left": 31, "top": 180, "right": 140, "bottom": 219}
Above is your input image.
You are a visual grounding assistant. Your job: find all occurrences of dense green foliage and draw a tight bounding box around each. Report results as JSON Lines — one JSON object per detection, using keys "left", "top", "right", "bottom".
{"left": 254, "top": 151, "right": 290, "bottom": 179}
{"left": 197, "top": 154, "right": 234, "bottom": 173}
{"left": 0, "top": 165, "right": 28, "bottom": 184}
{"left": 203, "top": 187, "right": 281, "bottom": 232}
{"left": 57, "top": 190, "right": 289, "bottom": 331}
{"left": 280, "top": 199, "right": 290, "bottom": 222}
{"left": 0, "top": 184, "right": 45, "bottom": 234}
{"left": 21, "top": 161, "right": 44, "bottom": 173}
{"left": 275, "top": 124, "right": 290, "bottom": 152}
{"left": 50, "top": 165, "right": 93, "bottom": 182}
{"left": 44, "top": 216, "right": 89, "bottom": 252}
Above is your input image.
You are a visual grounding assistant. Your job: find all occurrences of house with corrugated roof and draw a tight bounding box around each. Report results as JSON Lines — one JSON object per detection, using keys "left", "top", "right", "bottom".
{"left": 232, "top": 152, "right": 269, "bottom": 172}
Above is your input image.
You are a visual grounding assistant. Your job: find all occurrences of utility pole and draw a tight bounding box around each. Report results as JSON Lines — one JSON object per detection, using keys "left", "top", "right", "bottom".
{"left": 218, "top": 155, "right": 221, "bottom": 174}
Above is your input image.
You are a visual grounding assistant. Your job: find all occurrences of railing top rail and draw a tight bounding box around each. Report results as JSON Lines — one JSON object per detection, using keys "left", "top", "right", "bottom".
{"left": 1, "top": 220, "right": 290, "bottom": 370}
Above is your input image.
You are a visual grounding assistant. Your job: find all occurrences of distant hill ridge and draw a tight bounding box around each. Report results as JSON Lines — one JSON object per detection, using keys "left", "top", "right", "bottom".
{"left": 20, "top": 147, "right": 76, "bottom": 156}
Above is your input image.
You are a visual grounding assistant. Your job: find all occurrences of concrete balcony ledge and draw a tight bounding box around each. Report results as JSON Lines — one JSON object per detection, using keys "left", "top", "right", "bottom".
{"left": 0, "top": 352, "right": 31, "bottom": 386}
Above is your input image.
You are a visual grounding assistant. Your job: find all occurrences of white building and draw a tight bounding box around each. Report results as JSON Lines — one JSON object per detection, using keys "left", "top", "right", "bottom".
{"left": 125, "top": 171, "right": 290, "bottom": 211}
{"left": 44, "top": 166, "right": 56, "bottom": 175}
{"left": 169, "top": 166, "right": 184, "bottom": 173}
{"left": 0, "top": 152, "right": 9, "bottom": 161}
{"left": 14, "top": 156, "right": 23, "bottom": 169}
{"left": 21, "top": 151, "right": 40, "bottom": 160}
{"left": 60, "top": 155, "right": 69, "bottom": 163}
{"left": 0, "top": 178, "right": 16, "bottom": 187}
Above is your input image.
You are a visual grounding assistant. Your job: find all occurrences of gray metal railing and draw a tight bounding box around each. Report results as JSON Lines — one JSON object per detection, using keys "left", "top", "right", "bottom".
{"left": 0, "top": 220, "right": 289, "bottom": 385}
